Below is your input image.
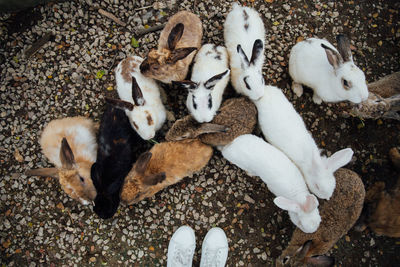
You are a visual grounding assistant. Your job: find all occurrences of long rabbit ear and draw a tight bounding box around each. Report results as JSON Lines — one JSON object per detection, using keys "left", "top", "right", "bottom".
{"left": 131, "top": 76, "right": 145, "bottom": 106}
{"left": 326, "top": 148, "right": 353, "bottom": 172}
{"left": 105, "top": 97, "right": 134, "bottom": 111}
{"left": 172, "top": 80, "right": 198, "bottom": 91}
{"left": 169, "top": 47, "right": 197, "bottom": 63}
{"left": 336, "top": 34, "right": 352, "bottom": 62}
{"left": 237, "top": 44, "right": 250, "bottom": 67}
{"left": 25, "top": 168, "right": 59, "bottom": 178}
{"left": 197, "top": 123, "right": 229, "bottom": 135}
{"left": 274, "top": 196, "right": 301, "bottom": 213}
{"left": 305, "top": 255, "right": 335, "bottom": 267}
{"left": 135, "top": 152, "right": 153, "bottom": 174}
{"left": 250, "top": 39, "right": 264, "bottom": 65}
{"left": 143, "top": 172, "right": 166, "bottom": 186}
{"left": 302, "top": 194, "right": 319, "bottom": 213}
{"left": 204, "top": 70, "right": 230, "bottom": 90}
{"left": 296, "top": 240, "right": 313, "bottom": 260}
{"left": 168, "top": 23, "right": 184, "bottom": 50}
{"left": 60, "top": 138, "right": 75, "bottom": 169}
{"left": 321, "top": 43, "right": 342, "bottom": 69}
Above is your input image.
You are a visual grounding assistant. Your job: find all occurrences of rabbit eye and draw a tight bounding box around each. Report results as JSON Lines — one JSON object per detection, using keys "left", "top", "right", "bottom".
{"left": 283, "top": 256, "right": 290, "bottom": 264}
{"left": 79, "top": 176, "right": 85, "bottom": 183}
{"left": 342, "top": 78, "right": 351, "bottom": 90}
{"left": 244, "top": 76, "right": 251, "bottom": 90}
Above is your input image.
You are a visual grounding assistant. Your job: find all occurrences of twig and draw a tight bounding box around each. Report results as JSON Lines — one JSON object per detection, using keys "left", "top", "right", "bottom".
{"left": 24, "top": 32, "right": 54, "bottom": 58}
{"left": 136, "top": 23, "right": 166, "bottom": 37}
{"left": 98, "top": 8, "right": 127, "bottom": 27}
{"left": 134, "top": 5, "right": 152, "bottom": 11}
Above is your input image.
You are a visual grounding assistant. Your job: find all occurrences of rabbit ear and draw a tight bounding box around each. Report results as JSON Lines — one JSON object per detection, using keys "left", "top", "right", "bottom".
{"left": 302, "top": 194, "right": 319, "bottom": 213}
{"left": 296, "top": 240, "right": 313, "bottom": 260}
{"left": 250, "top": 39, "right": 264, "bottom": 65}
{"left": 168, "top": 23, "right": 184, "bottom": 50}
{"left": 204, "top": 70, "right": 230, "bottom": 90}
{"left": 172, "top": 80, "right": 198, "bottom": 91}
{"left": 135, "top": 152, "right": 153, "bottom": 174}
{"left": 143, "top": 172, "right": 166, "bottom": 186}
{"left": 25, "top": 168, "right": 59, "bottom": 178}
{"left": 237, "top": 44, "right": 250, "bottom": 67}
{"left": 131, "top": 76, "right": 145, "bottom": 106}
{"left": 321, "top": 43, "right": 342, "bottom": 69}
{"left": 326, "top": 148, "right": 353, "bottom": 172}
{"left": 90, "top": 162, "right": 101, "bottom": 188}
{"left": 274, "top": 196, "right": 301, "bottom": 213}
{"left": 305, "top": 255, "right": 335, "bottom": 267}
{"left": 336, "top": 34, "right": 352, "bottom": 62}
{"left": 197, "top": 123, "right": 229, "bottom": 135}
{"left": 105, "top": 97, "right": 134, "bottom": 111}
{"left": 60, "top": 138, "right": 75, "bottom": 169}
{"left": 169, "top": 47, "right": 197, "bottom": 63}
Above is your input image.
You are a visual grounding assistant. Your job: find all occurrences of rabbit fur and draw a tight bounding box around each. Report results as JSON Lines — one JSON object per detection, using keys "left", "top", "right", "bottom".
{"left": 173, "top": 44, "right": 230, "bottom": 123}
{"left": 255, "top": 85, "right": 354, "bottom": 200}
{"left": 90, "top": 104, "right": 147, "bottom": 219}
{"left": 367, "top": 71, "right": 400, "bottom": 98}
{"left": 165, "top": 97, "right": 257, "bottom": 146}
{"left": 224, "top": 3, "right": 266, "bottom": 100}
{"left": 26, "top": 117, "right": 98, "bottom": 205}
{"left": 115, "top": 56, "right": 166, "bottom": 140}
{"left": 140, "top": 11, "right": 202, "bottom": 84}
{"left": 121, "top": 139, "right": 213, "bottom": 205}
{"left": 221, "top": 134, "right": 321, "bottom": 233}
{"left": 276, "top": 168, "right": 365, "bottom": 266}
{"left": 289, "top": 35, "right": 368, "bottom": 104}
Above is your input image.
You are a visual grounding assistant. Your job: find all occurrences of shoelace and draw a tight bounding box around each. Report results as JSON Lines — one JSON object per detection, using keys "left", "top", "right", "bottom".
{"left": 173, "top": 245, "right": 194, "bottom": 266}
{"left": 202, "top": 248, "right": 224, "bottom": 267}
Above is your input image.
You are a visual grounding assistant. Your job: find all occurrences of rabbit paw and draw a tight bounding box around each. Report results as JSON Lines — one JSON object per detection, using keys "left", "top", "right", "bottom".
{"left": 292, "top": 81, "right": 304, "bottom": 97}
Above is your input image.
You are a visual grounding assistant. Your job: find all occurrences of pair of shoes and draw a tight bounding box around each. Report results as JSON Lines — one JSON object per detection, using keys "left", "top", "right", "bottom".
{"left": 167, "top": 226, "right": 229, "bottom": 267}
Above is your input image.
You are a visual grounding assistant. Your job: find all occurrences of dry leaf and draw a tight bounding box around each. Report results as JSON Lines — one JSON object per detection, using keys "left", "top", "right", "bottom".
{"left": 14, "top": 149, "right": 24, "bottom": 162}
{"left": 296, "top": 36, "right": 304, "bottom": 43}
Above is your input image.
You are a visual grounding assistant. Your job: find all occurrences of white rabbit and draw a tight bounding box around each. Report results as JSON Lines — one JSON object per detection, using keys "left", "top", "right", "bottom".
{"left": 255, "top": 85, "right": 354, "bottom": 200}
{"left": 224, "top": 3, "right": 266, "bottom": 101}
{"left": 289, "top": 34, "right": 368, "bottom": 104}
{"left": 114, "top": 56, "right": 167, "bottom": 140}
{"left": 172, "top": 44, "right": 230, "bottom": 123}
{"left": 220, "top": 134, "right": 321, "bottom": 233}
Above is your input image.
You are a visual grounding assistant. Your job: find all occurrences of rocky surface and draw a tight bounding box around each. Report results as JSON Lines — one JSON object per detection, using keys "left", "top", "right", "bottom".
{"left": 0, "top": 0, "right": 399, "bottom": 266}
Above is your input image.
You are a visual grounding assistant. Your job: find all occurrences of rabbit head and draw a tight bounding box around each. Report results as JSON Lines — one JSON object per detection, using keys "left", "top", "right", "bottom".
{"left": 140, "top": 23, "right": 197, "bottom": 80}
{"left": 274, "top": 195, "right": 321, "bottom": 234}
{"left": 276, "top": 240, "right": 335, "bottom": 267}
{"left": 106, "top": 77, "right": 156, "bottom": 140}
{"left": 173, "top": 69, "right": 230, "bottom": 123}
{"left": 236, "top": 39, "right": 265, "bottom": 100}
{"left": 321, "top": 35, "right": 368, "bottom": 103}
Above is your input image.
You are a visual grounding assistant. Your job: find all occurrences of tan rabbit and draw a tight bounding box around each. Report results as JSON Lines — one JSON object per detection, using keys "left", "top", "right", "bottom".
{"left": 140, "top": 11, "right": 203, "bottom": 84}
{"left": 276, "top": 168, "right": 365, "bottom": 266}
{"left": 26, "top": 117, "right": 98, "bottom": 205}
{"left": 165, "top": 97, "right": 257, "bottom": 146}
{"left": 121, "top": 139, "right": 212, "bottom": 205}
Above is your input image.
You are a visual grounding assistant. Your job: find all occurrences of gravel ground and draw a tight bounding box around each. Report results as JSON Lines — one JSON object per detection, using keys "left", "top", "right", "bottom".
{"left": 1, "top": 0, "right": 400, "bottom": 266}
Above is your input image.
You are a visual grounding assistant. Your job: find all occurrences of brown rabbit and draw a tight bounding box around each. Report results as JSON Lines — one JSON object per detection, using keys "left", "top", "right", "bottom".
{"left": 165, "top": 97, "right": 257, "bottom": 146}
{"left": 121, "top": 139, "right": 213, "bottom": 205}
{"left": 276, "top": 168, "right": 365, "bottom": 267}
{"left": 140, "top": 11, "right": 203, "bottom": 84}
{"left": 26, "top": 117, "right": 98, "bottom": 205}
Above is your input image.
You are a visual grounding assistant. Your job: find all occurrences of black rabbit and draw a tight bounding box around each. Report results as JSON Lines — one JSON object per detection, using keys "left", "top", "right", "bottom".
{"left": 91, "top": 100, "right": 147, "bottom": 219}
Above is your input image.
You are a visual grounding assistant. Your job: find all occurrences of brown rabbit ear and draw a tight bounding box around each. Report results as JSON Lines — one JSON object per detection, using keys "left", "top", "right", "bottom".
{"left": 131, "top": 76, "right": 145, "bottom": 106}
{"left": 135, "top": 152, "right": 153, "bottom": 174}
{"left": 168, "top": 23, "right": 184, "bottom": 50}
{"left": 296, "top": 240, "right": 313, "bottom": 260}
{"left": 197, "top": 123, "right": 229, "bottom": 135}
{"left": 336, "top": 34, "right": 352, "bottom": 62}
{"left": 321, "top": 43, "right": 342, "bottom": 69}
{"left": 25, "top": 168, "right": 59, "bottom": 178}
{"left": 143, "top": 172, "right": 166, "bottom": 186}
{"left": 305, "top": 255, "right": 335, "bottom": 267}
{"left": 105, "top": 97, "right": 134, "bottom": 111}
{"left": 169, "top": 47, "right": 197, "bottom": 64}
{"left": 60, "top": 138, "right": 75, "bottom": 169}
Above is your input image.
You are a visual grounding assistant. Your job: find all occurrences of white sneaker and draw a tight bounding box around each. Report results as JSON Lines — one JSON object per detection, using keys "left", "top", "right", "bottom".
{"left": 199, "top": 227, "right": 229, "bottom": 267}
{"left": 167, "top": 225, "right": 196, "bottom": 267}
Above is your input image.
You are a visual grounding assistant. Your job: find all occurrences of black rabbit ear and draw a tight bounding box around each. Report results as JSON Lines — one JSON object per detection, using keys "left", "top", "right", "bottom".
{"left": 336, "top": 34, "right": 352, "bottom": 62}
{"left": 305, "top": 255, "right": 335, "bottom": 267}
{"left": 131, "top": 76, "right": 145, "bottom": 106}
{"left": 60, "top": 138, "right": 75, "bottom": 169}
{"left": 135, "top": 152, "right": 153, "bottom": 174}
{"left": 107, "top": 178, "right": 124, "bottom": 195}
{"left": 250, "top": 39, "right": 264, "bottom": 65}
{"left": 172, "top": 80, "right": 198, "bottom": 91}
{"left": 321, "top": 43, "right": 342, "bottom": 69}
{"left": 105, "top": 97, "right": 134, "bottom": 111}
{"left": 168, "top": 23, "right": 184, "bottom": 50}
{"left": 169, "top": 47, "right": 197, "bottom": 63}
{"left": 237, "top": 44, "right": 250, "bottom": 67}
{"left": 143, "top": 172, "right": 166, "bottom": 186}
{"left": 204, "top": 70, "right": 230, "bottom": 90}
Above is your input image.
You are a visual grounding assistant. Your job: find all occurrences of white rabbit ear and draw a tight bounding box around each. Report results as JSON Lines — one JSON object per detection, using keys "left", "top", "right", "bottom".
{"left": 237, "top": 44, "right": 250, "bottom": 67}
{"left": 204, "top": 69, "right": 230, "bottom": 89}
{"left": 326, "top": 148, "right": 353, "bottom": 172}
{"left": 250, "top": 39, "right": 264, "bottom": 65}
{"left": 274, "top": 196, "right": 301, "bottom": 213}
{"left": 321, "top": 43, "right": 342, "bottom": 69}
{"left": 302, "top": 194, "right": 319, "bottom": 213}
